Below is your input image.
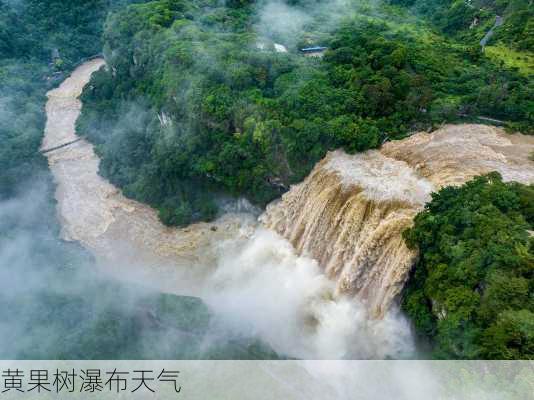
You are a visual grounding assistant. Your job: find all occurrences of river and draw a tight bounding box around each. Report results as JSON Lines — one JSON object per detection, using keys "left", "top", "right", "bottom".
{"left": 42, "top": 59, "right": 256, "bottom": 296}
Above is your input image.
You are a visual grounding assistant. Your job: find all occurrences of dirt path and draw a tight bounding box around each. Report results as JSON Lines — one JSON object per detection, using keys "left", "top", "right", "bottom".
{"left": 480, "top": 15, "right": 503, "bottom": 48}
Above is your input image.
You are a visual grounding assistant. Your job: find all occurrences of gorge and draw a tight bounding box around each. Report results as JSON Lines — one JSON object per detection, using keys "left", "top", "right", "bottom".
{"left": 43, "top": 60, "right": 534, "bottom": 360}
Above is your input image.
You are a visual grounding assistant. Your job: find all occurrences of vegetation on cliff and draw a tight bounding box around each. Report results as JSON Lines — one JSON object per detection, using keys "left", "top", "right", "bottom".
{"left": 403, "top": 173, "right": 534, "bottom": 359}
{"left": 78, "top": 0, "right": 533, "bottom": 226}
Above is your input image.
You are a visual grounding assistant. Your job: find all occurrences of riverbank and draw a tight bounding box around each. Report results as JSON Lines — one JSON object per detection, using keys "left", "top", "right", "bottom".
{"left": 42, "top": 59, "right": 256, "bottom": 295}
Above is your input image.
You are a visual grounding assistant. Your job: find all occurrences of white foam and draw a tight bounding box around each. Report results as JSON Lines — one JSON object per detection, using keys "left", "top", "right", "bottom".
{"left": 325, "top": 150, "right": 434, "bottom": 206}
{"left": 203, "top": 228, "right": 415, "bottom": 359}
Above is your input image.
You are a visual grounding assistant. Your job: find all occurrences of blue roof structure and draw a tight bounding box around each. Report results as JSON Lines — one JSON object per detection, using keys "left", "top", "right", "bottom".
{"left": 300, "top": 46, "right": 328, "bottom": 52}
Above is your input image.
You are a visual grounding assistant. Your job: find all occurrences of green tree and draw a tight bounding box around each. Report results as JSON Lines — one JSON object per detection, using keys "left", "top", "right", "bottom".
{"left": 403, "top": 173, "right": 534, "bottom": 359}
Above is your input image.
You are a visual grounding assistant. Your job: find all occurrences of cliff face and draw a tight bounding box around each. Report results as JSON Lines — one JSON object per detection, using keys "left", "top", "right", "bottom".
{"left": 261, "top": 125, "right": 534, "bottom": 317}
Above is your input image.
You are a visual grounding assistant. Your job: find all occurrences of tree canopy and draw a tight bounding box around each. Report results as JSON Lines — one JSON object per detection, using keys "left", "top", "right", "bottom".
{"left": 78, "top": 0, "right": 533, "bottom": 226}
{"left": 403, "top": 173, "right": 534, "bottom": 359}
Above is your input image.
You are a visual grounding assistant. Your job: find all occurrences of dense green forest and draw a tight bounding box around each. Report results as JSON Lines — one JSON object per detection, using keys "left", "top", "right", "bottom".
{"left": 403, "top": 173, "right": 534, "bottom": 359}
{"left": 78, "top": 0, "right": 533, "bottom": 226}
{"left": 389, "top": 0, "right": 534, "bottom": 75}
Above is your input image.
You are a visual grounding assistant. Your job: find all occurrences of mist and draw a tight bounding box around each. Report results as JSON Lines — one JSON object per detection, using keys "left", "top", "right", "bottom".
{"left": 256, "top": 0, "right": 314, "bottom": 46}
{"left": 0, "top": 174, "right": 276, "bottom": 359}
{"left": 254, "top": 0, "right": 376, "bottom": 48}
{"left": 203, "top": 228, "right": 415, "bottom": 359}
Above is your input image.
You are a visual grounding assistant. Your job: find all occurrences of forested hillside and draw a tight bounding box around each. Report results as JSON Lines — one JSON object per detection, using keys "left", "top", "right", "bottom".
{"left": 78, "top": 0, "right": 533, "bottom": 226}
{"left": 389, "top": 0, "right": 534, "bottom": 74}
{"left": 403, "top": 173, "right": 534, "bottom": 359}
{"left": 386, "top": 0, "right": 534, "bottom": 359}
{"left": 0, "top": 0, "right": 143, "bottom": 199}
{"left": 390, "top": 0, "right": 532, "bottom": 48}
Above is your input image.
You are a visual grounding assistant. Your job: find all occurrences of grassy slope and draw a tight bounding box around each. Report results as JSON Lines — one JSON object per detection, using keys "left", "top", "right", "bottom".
{"left": 485, "top": 45, "right": 534, "bottom": 75}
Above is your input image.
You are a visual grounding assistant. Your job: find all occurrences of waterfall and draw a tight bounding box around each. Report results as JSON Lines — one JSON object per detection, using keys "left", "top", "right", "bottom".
{"left": 261, "top": 125, "right": 534, "bottom": 317}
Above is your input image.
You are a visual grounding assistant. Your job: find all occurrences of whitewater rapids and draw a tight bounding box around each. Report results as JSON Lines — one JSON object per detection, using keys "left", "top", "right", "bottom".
{"left": 261, "top": 125, "right": 534, "bottom": 317}
{"left": 43, "top": 60, "right": 414, "bottom": 359}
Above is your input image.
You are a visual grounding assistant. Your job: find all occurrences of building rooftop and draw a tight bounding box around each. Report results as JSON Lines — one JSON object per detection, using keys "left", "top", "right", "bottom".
{"left": 300, "top": 46, "right": 328, "bottom": 52}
